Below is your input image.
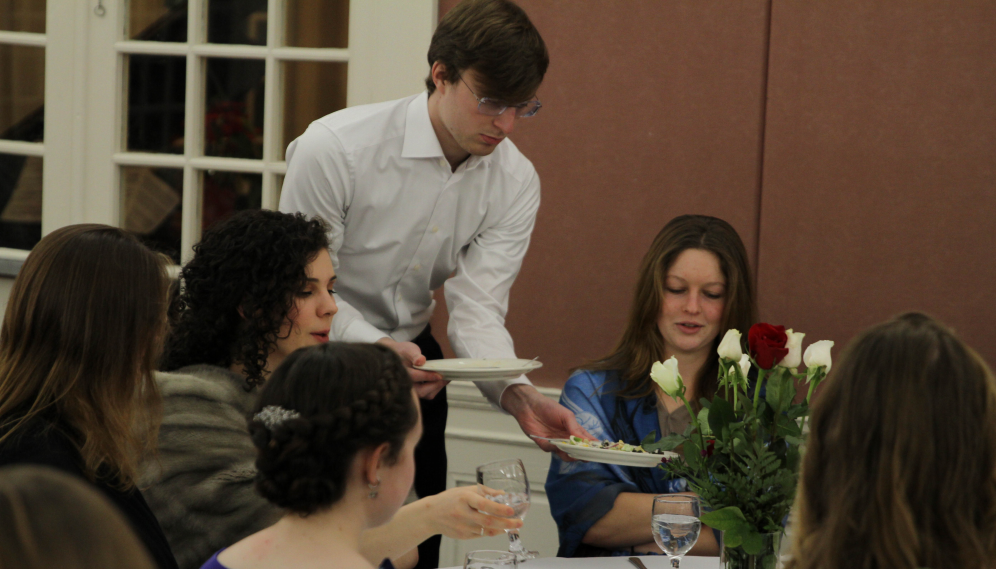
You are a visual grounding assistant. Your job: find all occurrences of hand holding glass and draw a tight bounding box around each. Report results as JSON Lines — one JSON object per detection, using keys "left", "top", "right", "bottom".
{"left": 475, "top": 459, "right": 537, "bottom": 560}
{"left": 652, "top": 494, "right": 701, "bottom": 568}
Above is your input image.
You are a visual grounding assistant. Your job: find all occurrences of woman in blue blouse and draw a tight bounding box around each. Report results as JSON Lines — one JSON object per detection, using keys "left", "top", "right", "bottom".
{"left": 546, "top": 215, "right": 757, "bottom": 557}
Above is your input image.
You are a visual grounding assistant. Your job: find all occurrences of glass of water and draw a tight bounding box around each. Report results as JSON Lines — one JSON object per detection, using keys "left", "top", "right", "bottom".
{"left": 464, "top": 550, "right": 517, "bottom": 569}
{"left": 475, "top": 459, "right": 538, "bottom": 560}
{"left": 652, "top": 494, "right": 702, "bottom": 568}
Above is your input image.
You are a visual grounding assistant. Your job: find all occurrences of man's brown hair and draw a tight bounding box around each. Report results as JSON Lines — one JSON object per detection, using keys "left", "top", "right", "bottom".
{"left": 426, "top": 0, "right": 548, "bottom": 103}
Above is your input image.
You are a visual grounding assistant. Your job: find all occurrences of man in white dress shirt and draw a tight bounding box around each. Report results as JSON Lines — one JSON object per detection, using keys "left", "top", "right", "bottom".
{"left": 280, "top": 1, "right": 590, "bottom": 564}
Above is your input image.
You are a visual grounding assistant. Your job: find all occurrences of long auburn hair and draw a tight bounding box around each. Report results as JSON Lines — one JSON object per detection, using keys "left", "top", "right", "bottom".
{"left": 0, "top": 465, "right": 156, "bottom": 569}
{"left": 586, "top": 215, "right": 757, "bottom": 404}
{"left": 0, "top": 225, "right": 169, "bottom": 489}
{"left": 788, "top": 312, "right": 996, "bottom": 569}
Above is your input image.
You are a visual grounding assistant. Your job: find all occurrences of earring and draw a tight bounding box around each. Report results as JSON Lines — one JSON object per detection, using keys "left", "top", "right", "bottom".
{"left": 368, "top": 479, "right": 381, "bottom": 499}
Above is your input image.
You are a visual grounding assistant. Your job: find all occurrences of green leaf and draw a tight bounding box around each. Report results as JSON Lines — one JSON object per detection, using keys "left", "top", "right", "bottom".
{"left": 641, "top": 430, "right": 659, "bottom": 448}
{"left": 741, "top": 529, "right": 766, "bottom": 555}
{"left": 643, "top": 433, "right": 685, "bottom": 453}
{"left": 765, "top": 372, "right": 794, "bottom": 415}
{"left": 785, "top": 435, "right": 804, "bottom": 446}
{"left": 709, "top": 396, "right": 736, "bottom": 434}
{"left": 699, "top": 506, "right": 748, "bottom": 531}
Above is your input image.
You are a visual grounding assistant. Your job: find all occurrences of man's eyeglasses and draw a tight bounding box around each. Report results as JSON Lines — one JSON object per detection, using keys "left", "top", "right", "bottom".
{"left": 460, "top": 77, "right": 542, "bottom": 118}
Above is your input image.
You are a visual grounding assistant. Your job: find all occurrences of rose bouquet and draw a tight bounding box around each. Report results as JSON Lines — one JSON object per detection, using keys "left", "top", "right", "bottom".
{"left": 643, "top": 324, "right": 834, "bottom": 569}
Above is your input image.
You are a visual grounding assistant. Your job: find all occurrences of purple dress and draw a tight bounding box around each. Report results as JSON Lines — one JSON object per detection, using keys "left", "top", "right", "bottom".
{"left": 199, "top": 549, "right": 396, "bottom": 569}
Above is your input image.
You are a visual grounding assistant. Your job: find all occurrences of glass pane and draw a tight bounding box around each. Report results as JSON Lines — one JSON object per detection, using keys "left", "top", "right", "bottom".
{"left": 126, "top": 55, "right": 186, "bottom": 153}
{"left": 0, "top": 154, "right": 41, "bottom": 250}
{"left": 205, "top": 58, "right": 264, "bottom": 159}
{"left": 285, "top": 0, "right": 348, "bottom": 48}
{"left": 128, "top": 0, "right": 188, "bottom": 42}
{"left": 282, "top": 61, "right": 347, "bottom": 159}
{"left": 122, "top": 166, "right": 183, "bottom": 263}
{"left": 203, "top": 171, "right": 261, "bottom": 232}
{"left": 207, "top": 0, "right": 267, "bottom": 45}
{"left": 0, "top": 45, "right": 44, "bottom": 143}
{"left": 0, "top": 0, "right": 46, "bottom": 33}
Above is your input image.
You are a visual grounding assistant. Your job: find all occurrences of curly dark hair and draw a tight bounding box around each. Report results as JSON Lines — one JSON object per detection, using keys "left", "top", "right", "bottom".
{"left": 248, "top": 343, "right": 418, "bottom": 516}
{"left": 161, "top": 210, "right": 330, "bottom": 388}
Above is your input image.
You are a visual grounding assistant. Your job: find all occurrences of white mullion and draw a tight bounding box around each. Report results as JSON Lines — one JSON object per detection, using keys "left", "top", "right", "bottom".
{"left": 0, "top": 30, "right": 46, "bottom": 47}
{"left": 113, "top": 152, "right": 187, "bottom": 168}
{"left": 0, "top": 140, "right": 44, "bottom": 157}
{"left": 266, "top": 161, "right": 287, "bottom": 175}
{"left": 261, "top": 0, "right": 285, "bottom": 210}
{"left": 181, "top": 0, "right": 207, "bottom": 263}
{"left": 191, "top": 43, "right": 269, "bottom": 59}
{"left": 271, "top": 47, "right": 349, "bottom": 62}
{"left": 114, "top": 40, "right": 188, "bottom": 56}
{"left": 189, "top": 156, "right": 267, "bottom": 173}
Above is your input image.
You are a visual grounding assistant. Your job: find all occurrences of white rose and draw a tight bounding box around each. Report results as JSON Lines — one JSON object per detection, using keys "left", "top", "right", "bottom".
{"left": 650, "top": 357, "right": 683, "bottom": 397}
{"left": 717, "top": 329, "right": 743, "bottom": 361}
{"left": 738, "top": 353, "right": 751, "bottom": 379}
{"left": 803, "top": 340, "right": 835, "bottom": 371}
{"left": 778, "top": 329, "right": 806, "bottom": 368}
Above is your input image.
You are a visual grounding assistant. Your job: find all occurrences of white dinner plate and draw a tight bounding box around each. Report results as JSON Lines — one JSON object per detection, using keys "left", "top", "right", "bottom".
{"left": 551, "top": 439, "right": 677, "bottom": 468}
{"left": 415, "top": 358, "right": 542, "bottom": 381}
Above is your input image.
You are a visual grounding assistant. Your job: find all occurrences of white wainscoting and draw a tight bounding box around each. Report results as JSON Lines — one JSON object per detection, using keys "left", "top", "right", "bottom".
{"left": 440, "top": 381, "right": 563, "bottom": 567}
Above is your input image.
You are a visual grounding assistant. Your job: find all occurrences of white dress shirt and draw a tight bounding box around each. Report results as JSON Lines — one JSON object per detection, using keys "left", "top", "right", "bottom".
{"left": 280, "top": 92, "right": 540, "bottom": 405}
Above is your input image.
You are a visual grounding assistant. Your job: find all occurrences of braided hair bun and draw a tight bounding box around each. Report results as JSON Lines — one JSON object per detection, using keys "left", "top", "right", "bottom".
{"left": 248, "top": 343, "right": 417, "bottom": 515}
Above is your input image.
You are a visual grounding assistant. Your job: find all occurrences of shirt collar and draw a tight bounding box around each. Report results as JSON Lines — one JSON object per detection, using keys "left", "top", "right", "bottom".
{"left": 401, "top": 91, "right": 493, "bottom": 170}
{"left": 402, "top": 91, "right": 445, "bottom": 159}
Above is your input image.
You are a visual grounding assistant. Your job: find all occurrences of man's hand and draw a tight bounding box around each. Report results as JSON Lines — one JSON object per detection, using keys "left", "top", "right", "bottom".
{"left": 500, "top": 384, "right": 594, "bottom": 460}
{"left": 376, "top": 337, "right": 449, "bottom": 399}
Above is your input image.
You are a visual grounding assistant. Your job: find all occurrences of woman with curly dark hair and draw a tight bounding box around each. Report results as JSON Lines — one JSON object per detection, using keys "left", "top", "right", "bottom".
{"left": 141, "top": 210, "right": 520, "bottom": 569}
{"left": 200, "top": 343, "right": 420, "bottom": 569}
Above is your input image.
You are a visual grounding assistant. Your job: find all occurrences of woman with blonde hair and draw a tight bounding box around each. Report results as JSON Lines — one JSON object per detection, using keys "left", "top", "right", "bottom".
{"left": 0, "top": 224, "right": 175, "bottom": 569}
{"left": 546, "top": 214, "right": 757, "bottom": 557}
{"left": 0, "top": 465, "right": 157, "bottom": 569}
{"left": 789, "top": 312, "right": 996, "bottom": 569}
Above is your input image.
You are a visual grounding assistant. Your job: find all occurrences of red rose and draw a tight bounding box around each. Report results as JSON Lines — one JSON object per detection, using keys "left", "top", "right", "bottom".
{"left": 748, "top": 323, "right": 789, "bottom": 369}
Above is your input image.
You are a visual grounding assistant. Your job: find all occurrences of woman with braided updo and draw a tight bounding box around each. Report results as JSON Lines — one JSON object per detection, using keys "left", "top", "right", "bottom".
{"left": 140, "top": 210, "right": 520, "bottom": 569}
{"left": 200, "top": 343, "right": 420, "bottom": 569}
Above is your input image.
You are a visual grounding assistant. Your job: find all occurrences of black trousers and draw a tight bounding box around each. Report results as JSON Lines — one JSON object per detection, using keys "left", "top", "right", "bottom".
{"left": 412, "top": 325, "right": 447, "bottom": 569}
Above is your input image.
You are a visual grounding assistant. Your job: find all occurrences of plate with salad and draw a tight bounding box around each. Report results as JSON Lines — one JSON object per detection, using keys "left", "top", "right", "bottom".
{"left": 552, "top": 436, "right": 678, "bottom": 468}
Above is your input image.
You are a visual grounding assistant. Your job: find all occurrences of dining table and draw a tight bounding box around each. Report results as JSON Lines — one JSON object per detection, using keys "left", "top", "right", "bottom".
{"left": 442, "top": 555, "right": 722, "bottom": 569}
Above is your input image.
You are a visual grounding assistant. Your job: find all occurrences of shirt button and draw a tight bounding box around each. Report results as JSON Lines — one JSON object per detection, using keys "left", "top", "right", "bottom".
{"left": 439, "top": 158, "right": 447, "bottom": 168}
{"left": 431, "top": 226, "right": 439, "bottom": 233}
{"left": 413, "top": 264, "right": 421, "bottom": 272}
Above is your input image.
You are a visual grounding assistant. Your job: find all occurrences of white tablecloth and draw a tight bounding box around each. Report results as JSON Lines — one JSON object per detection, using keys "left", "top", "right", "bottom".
{"left": 443, "top": 555, "right": 721, "bottom": 569}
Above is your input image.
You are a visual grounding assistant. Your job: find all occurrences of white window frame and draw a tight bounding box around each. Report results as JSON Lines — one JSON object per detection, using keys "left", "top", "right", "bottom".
{"left": 1, "top": 0, "right": 435, "bottom": 270}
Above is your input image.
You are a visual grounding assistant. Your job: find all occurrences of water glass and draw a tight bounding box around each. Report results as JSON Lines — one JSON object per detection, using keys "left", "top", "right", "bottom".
{"left": 475, "top": 459, "right": 538, "bottom": 560}
{"left": 464, "top": 550, "right": 517, "bottom": 569}
{"left": 652, "top": 494, "right": 702, "bottom": 568}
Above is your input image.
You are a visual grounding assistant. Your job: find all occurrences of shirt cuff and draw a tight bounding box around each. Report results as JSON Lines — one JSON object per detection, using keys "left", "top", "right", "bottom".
{"left": 338, "top": 317, "right": 391, "bottom": 345}
{"left": 475, "top": 375, "right": 532, "bottom": 411}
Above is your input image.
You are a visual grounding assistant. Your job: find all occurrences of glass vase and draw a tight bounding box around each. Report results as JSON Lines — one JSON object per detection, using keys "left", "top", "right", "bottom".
{"left": 719, "top": 530, "right": 784, "bottom": 569}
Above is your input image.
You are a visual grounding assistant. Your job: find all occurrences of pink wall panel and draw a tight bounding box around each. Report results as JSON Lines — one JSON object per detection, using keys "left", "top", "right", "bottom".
{"left": 758, "top": 2, "right": 996, "bottom": 368}
{"left": 432, "top": 1, "right": 770, "bottom": 386}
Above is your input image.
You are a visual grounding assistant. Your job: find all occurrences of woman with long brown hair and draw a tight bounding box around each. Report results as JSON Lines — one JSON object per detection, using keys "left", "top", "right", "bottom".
{"left": 546, "top": 214, "right": 757, "bottom": 557}
{"left": 0, "top": 224, "right": 176, "bottom": 569}
{"left": 788, "top": 312, "right": 996, "bottom": 569}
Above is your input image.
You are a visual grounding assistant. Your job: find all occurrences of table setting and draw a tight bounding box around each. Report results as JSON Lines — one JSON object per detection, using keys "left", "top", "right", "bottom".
{"left": 432, "top": 323, "right": 827, "bottom": 569}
